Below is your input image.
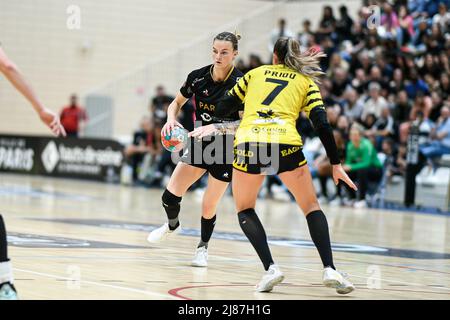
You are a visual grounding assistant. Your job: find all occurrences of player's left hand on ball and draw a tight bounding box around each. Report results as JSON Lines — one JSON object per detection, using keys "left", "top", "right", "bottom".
{"left": 188, "top": 124, "right": 218, "bottom": 139}
{"left": 39, "top": 108, "right": 67, "bottom": 137}
{"left": 332, "top": 163, "right": 357, "bottom": 191}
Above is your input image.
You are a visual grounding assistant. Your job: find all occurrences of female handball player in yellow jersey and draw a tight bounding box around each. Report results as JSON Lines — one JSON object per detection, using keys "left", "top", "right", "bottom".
{"left": 211, "top": 37, "right": 357, "bottom": 294}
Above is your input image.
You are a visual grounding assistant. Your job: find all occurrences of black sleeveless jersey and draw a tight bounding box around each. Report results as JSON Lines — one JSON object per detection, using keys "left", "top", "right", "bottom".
{"left": 180, "top": 64, "right": 243, "bottom": 126}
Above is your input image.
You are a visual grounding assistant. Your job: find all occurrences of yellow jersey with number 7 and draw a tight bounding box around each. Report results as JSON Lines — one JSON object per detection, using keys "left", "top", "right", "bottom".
{"left": 229, "top": 64, "right": 325, "bottom": 146}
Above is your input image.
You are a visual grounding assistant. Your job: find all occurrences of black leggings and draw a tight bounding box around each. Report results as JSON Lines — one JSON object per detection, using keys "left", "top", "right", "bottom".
{"left": 157, "top": 150, "right": 176, "bottom": 175}
{"left": 0, "top": 214, "right": 8, "bottom": 262}
{"left": 346, "top": 167, "right": 383, "bottom": 200}
{"left": 130, "top": 153, "right": 144, "bottom": 181}
{"left": 319, "top": 175, "right": 344, "bottom": 199}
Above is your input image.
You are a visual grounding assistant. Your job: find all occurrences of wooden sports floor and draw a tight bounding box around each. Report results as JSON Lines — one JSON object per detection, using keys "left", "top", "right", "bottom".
{"left": 1, "top": 173, "right": 449, "bottom": 300}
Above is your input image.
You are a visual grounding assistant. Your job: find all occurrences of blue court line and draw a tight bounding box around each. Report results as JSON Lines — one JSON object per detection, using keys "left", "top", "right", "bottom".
{"left": 0, "top": 185, "right": 99, "bottom": 202}
{"left": 370, "top": 201, "right": 450, "bottom": 216}
{"left": 29, "top": 218, "right": 450, "bottom": 260}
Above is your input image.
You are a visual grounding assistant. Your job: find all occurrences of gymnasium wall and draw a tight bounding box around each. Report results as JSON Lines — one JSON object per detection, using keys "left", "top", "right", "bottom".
{"left": 0, "top": 0, "right": 361, "bottom": 138}
{"left": 0, "top": 0, "right": 265, "bottom": 135}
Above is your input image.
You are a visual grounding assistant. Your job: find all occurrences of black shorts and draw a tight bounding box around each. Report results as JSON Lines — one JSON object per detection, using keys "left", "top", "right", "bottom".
{"left": 180, "top": 135, "right": 234, "bottom": 182}
{"left": 233, "top": 142, "right": 307, "bottom": 175}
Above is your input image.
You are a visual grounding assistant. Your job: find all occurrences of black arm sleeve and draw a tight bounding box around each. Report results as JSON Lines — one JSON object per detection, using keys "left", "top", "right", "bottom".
{"left": 213, "top": 93, "right": 242, "bottom": 121}
{"left": 309, "top": 107, "right": 341, "bottom": 165}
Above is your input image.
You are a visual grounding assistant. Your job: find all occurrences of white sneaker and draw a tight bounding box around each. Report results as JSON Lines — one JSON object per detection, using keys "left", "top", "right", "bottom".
{"left": 328, "top": 197, "right": 342, "bottom": 207}
{"left": 317, "top": 196, "right": 329, "bottom": 205}
{"left": 194, "top": 187, "right": 206, "bottom": 197}
{"left": 271, "top": 184, "right": 285, "bottom": 194}
{"left": 353, "top": 200, "right": 367, "bottom": 209}
{"left": 147, "top": 223, "right": 181, "bottom": 243}
{"left": 322, "top": 267, "right": 355, "bottom": 294}
{"left": 342, "top": 198, "right": 355, "bottom": 207}
{"left": 272, "top": 192, "right": 291, "bottom": 202}
{"left": 191, "top": 246, "right": 208, "bottom": 267}
{"left": 255, "top": 264, "right": 284, "bottom": 292}
{"left": 0, "top": 283, "right": 18, "bottom": 300}
{"left": 271, "top": 185, "right": 291, "bottom": 201}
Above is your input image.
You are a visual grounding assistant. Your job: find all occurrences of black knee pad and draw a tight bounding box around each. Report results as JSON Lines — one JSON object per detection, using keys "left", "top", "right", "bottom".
{"left": 237, "top": 208, "right": 256, "bottom": 224}
{"left": 162, "top": 189, "right": 182, "bottom": 208}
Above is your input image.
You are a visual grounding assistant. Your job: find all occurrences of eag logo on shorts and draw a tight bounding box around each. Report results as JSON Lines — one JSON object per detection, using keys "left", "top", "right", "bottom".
{"left": 281, "top": 146, "right": 300, "bottom": 157}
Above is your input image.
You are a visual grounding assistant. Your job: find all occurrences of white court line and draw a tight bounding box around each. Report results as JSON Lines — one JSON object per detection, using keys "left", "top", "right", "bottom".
{"left": 280, "top": 264, "right": 450, "bottom": 292}
{"left": 15, "top": 268, "right": 178, "bottom": 300}
{"left": 13, "top": 255, "right": 246, "bottom": 262}
{"left": 131, "top": 246, "right": 450, "bottom": 293}
{"left": 12, "top": 254, "right": 449, "bottom": 300}
{"left": 13, "top": 250, "right": 450, "bottom": 292}
{"left": 9, "top": 224, "right": 449, "bottom": 295}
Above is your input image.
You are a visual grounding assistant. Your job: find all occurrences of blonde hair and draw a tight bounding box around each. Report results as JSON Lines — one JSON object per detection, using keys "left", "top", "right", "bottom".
{"left": 350, "top": 123, "right": 364, "bottom": 135}
{"left": 234, "top": 30, "right": 242, "bottom": 41}
{"left": 274, "top": 37, "right": 326, "bottom": 84}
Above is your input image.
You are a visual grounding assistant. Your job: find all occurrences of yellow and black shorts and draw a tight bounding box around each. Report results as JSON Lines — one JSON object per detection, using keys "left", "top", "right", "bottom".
{"left": 233, "top": 142, "right": 307, "bottom": 175}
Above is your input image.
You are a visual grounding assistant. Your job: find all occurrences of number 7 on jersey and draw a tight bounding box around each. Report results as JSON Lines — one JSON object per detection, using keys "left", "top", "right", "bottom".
{"left": 261, "top": 78, "right": 288, "bottom": 106}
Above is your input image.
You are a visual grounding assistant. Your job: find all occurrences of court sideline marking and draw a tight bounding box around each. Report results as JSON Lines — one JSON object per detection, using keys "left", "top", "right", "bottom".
{"left": 15, "top": 268, "right": 178, "bottom": 300}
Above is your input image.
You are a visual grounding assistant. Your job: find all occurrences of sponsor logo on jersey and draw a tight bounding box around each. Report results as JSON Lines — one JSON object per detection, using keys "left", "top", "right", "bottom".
{"left": 198, "top": 101, "right": 215, "bottom": 111}
{"left": 256, "top": 109, "right": 275, "bottom": 119}
{"left": 200, "top": 113, "right": 212, "bottom": 122}
{"left": 253, "top": 118, "right": 286, "bottom": 125}
{"left": 251, "top": 126, "right": 287, "bottom": 134}
{"left": 192, "top": 77, "right": 204, "bottom": 86}
{"left": 254, "top": 109, "right": 286, "bottom": 125}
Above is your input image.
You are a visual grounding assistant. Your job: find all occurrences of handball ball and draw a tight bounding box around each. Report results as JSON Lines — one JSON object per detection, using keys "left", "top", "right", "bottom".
{"left": 161, "top": 127, "right": 189, "bottom": 152}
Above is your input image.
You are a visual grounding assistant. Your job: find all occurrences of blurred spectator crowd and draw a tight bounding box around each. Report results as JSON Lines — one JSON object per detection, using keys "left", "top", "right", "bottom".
{"left": 123, "top": 0, "right": 450, "bottom": 208}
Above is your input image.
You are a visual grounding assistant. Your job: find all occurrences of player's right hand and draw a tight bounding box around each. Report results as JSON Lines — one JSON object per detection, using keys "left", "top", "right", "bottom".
{"left": 161, "top": 118, "right": 183, "bottom": 137}
{"left": 39, "top": 108, "right": 66, "bottom": 137}
{"left": 332, "top": 164, "right": 357, "bottom": 191}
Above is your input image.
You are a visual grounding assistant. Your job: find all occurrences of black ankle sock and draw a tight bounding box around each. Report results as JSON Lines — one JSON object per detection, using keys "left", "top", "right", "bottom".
{"left": 168, "top": 219, "right": 180, "bottom": 231}
{"left": 238, "top": 208, "right": 274, "bottom": 271}
{"left": 0, "top": 214, "right": 8, "bottom": 262}
{"left": 306, "top": 210, "right": 335, "bottom": 270}
{"left": 198, "top": 215, "right": 216, "bottom": 249}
